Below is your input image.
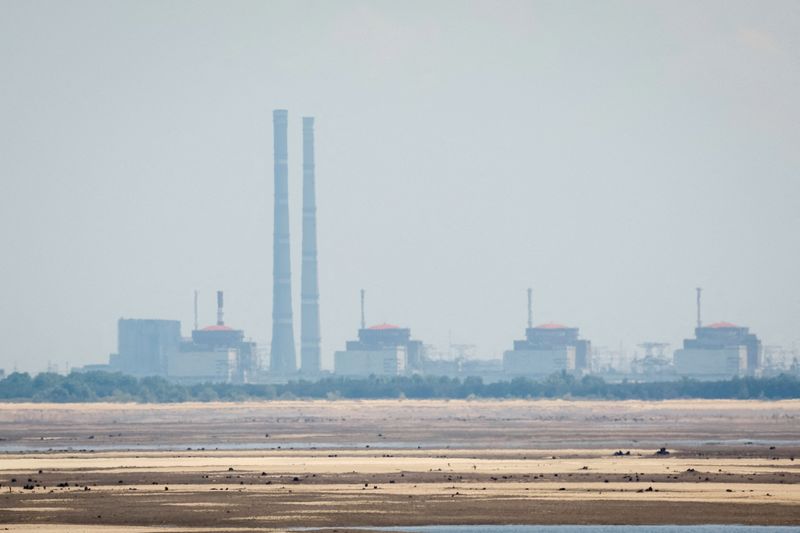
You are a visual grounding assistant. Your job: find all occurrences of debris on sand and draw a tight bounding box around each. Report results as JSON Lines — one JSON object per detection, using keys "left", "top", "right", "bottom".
{"left": 655, "top": 447, "right": 670, "bottom": 456}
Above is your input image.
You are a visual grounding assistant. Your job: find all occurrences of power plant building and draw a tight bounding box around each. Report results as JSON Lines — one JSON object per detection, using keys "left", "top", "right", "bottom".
{"left": 167, "top": 291, "right": 258, "bottom": 383}
{"left": 167, "top": 348, "right": 237, "bottom": 383}
{"left": 334, "top": 324, "right": 423, "bottom": 377}
{"left": 503, "top": 323, "right": 592, "bottom": 377}
{"left": 110, "top": 319, "right": 181, "bottom": 376}
{"left": 673, "top": 322, "right": 761, "bottom": 380}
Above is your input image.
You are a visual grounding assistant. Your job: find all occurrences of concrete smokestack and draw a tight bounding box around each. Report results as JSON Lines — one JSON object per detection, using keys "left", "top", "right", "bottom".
{"left": 300, "top": 116, "right": 321, "bottom": 374}
{"left": 216, "top": 290, "right": 224, "bottom": 326}
{"left": 270, "top": 109, "right": 297, "bottom": 373}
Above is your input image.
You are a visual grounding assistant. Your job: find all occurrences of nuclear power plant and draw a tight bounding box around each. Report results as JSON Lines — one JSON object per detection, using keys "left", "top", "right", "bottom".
{"left": 88, "top": 110, "right": 777, "bottom": 384}
{"left": 673, "top": 289, "right": 762, "bottom": 380}
{"left": 503, "top": 289, "right": 592, "bottom": 377}
{"left": 334, "top": 290, "right": 425, "bottom": 377}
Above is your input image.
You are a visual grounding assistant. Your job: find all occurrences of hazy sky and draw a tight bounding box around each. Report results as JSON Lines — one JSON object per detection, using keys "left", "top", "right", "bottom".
{"left": 1, "top": 0, "right": 798, "bottom": 373}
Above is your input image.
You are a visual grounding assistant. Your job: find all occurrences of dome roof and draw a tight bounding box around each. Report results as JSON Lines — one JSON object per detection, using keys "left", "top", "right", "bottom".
{"left": 201, "top": 325, "right": 235, "bottom": 332}
{"left": 368, "top": 323, "right": 401, "bottom": 330}
{"left": 707, "top": 321, "right": 739, "bottom": 329}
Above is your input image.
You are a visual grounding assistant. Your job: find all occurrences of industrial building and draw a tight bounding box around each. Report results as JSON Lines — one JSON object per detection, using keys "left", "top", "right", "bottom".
{"left": 672, "top": 289, "right": 762, "bottom": 380}
{"left": 674, "top": 322, "right": 761, "bottom": 380}
{"left": 502, "top": 289, "right": 591, "bottom": 377}
{"left": 107, "top": 292, "right": 258, "bottom": 383}
{"left": 110, "top": 319, "right": 181, "bottom": 376}
{"left": 167, "top": 349, "right": 237, "bottom": 383}
{"left": 334, "top": 324, "right": 424, "bottom": 377}
{"left": 334, "top": 291, "right": 424, "bottom": 376}
{"left": 168, "top": 291, "right": 258, "bottom": 383}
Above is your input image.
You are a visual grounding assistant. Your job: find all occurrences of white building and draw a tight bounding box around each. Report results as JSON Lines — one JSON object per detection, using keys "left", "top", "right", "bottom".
{"left": 166, "top": 349, "right": 237, "bottom": 383}
{"left": 503, "top": 346, "right": 576, "bottom": 377}
{"left": 334, "top": 347, "right": 407, "bottom": 377}
{"left": 673, "top": 346, "right": 746, "bottom": 380}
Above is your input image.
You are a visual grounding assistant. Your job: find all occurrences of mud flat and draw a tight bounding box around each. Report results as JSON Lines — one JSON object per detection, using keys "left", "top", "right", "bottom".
{"left": 0, "top": 400, "right": 798, "bottom": 531}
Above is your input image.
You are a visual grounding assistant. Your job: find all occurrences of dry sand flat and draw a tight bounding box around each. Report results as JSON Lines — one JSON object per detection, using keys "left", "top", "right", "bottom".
{"left": 1, "top": 399, "right": 799, "bottom": 450}
{"left": 0, "top": 400, "right": 799, "bottom": 529}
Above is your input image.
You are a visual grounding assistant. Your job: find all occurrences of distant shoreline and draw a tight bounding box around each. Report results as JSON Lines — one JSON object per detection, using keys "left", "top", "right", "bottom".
{"left": 1, "top": 371, "right": 799, "bottom": 403}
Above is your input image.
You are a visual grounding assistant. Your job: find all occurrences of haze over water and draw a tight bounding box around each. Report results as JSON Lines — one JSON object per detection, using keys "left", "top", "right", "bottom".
{"left": 1, "top": 1, "right": 798, "bottom": 372}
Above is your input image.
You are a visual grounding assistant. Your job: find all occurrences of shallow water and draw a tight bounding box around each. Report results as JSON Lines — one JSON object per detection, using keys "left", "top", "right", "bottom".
{"left": 362, "top": 527, "right": 798, "bottom": 533}
{"left": 2, "top": 437, "right": 798, "bottom": 453}
{"left": 0, "top": 440, "right": 435, "bottom": 453}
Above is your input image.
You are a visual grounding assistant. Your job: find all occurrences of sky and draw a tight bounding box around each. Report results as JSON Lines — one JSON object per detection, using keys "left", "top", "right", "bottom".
{"left": 1, "top": 0, "right": 798, "bottom": 373}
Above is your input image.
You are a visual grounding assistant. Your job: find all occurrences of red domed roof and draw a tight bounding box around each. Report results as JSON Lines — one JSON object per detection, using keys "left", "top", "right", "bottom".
{"left": 368, "top": 323, "right": 401, "bottom": 330}
{"left": 707, "top": 321, "right": 738, "bottom": 329}
{"left": 201, "top": 325, "right": 234, "bottom": 332}
{"left": 535, "top": 323, "right": 568, "bottom": 329}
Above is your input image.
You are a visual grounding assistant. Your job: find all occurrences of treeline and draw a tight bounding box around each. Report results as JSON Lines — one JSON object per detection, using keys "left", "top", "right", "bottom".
{"left": 0, "top": 371, "right": 799, "bottom": 402}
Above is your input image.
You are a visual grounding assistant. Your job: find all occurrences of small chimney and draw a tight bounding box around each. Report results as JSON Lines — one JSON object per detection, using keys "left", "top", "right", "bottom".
{"left": 217, "top": 290, "right": 224, "bottom": 326}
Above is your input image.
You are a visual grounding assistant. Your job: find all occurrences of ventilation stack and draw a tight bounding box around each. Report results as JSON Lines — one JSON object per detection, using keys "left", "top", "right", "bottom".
{"left": 216, "top": 290, "right": 224, "bottom": 326}
{"left": 360, "top": 289, "right": 366, "bottom": 330}
{"left": 300, "top": 116, "right": 321, "bottom": 374}
{"left": 269, "top": 109, "right": 297, "bottom": 373}
{"left": 696, "top": 287, "right": 703, "bottom": 329}
{"left": 193, "top": 290, "right": 199, "bottom": 331}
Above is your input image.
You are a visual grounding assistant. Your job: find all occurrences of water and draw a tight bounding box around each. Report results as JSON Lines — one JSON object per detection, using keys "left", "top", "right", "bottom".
{"left": 0, "top": 440, "right": 440, "bottom": 453}
{"left": 357, "top": 527, "right": 798, "bottom": 533}
{"left": 2, "top": 437, "right": 797, "bottom": 453}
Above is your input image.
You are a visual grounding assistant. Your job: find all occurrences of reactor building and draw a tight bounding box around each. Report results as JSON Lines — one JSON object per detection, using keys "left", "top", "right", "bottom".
{"left": 672, "top": 289, "right": 762, "bottom": 380}
{"left": 334, "top": 291, "right": 424, "bottom": 376}
{"left": 167, "top": 291, "right": 259, "bottom": 383}
{"left": 503, "top": 289, "right": 591, "bottom": 377}
{"left": 673, "top": 322, "right": 761, "bottom": 380}
{"left": 109, "top": 292, "right": 259, "bottom": 383}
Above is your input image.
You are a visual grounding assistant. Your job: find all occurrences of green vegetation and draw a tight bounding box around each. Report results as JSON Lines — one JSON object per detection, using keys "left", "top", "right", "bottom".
{"left": 0, "top": 371, "right": 798, "bottom": 402}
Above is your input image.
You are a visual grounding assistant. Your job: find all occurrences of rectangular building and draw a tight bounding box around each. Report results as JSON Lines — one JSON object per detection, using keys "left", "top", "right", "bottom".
{"left": 673, "top": 346, "right": 746, "bottom": 380}
{"left": 334, "top": 347, "right": 406, "bottom": 377}
{"left": 504, "top": 347, "right": 576, "bottom": 377}
{"left": 334, "top": 323, "right": 421, "bottom": 376}
{"left": 675, "top": 322, "right": 761, "bottom": 378}
{"left": 503, "top": 323, "right": 590, "bottom": 377}
{"left": 114, "top": 319, "right": 181, "bottom": 377}
{"left": 167, "top": 349, "right": 237, "bottom": 383}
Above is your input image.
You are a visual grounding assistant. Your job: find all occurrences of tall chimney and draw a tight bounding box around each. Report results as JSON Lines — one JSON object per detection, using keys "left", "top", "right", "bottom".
{"left": 300, "top": 116, "right": 321, "bottom": 374}
{"left": 193, "top": 290, "right": 199, "bottom": 331}
{"left": 270, "top": 109, "right": 297, "bottom": 373}
{"left": 216, "top": 290, "right": 224, "bottom": 326}
{"left": 527, "top": 288, "right": 533, "bottom": 329}
{"left": 696, "top": 287, "right": 702, "bottom": 329}
{"left": 360, "top": 289, "right": 366, "bottom": 330}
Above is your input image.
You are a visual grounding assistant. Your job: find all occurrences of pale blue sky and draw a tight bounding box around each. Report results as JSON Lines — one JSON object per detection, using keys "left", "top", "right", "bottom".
{"left": 1, "top": 0, "right": 798, "bottom": 372}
